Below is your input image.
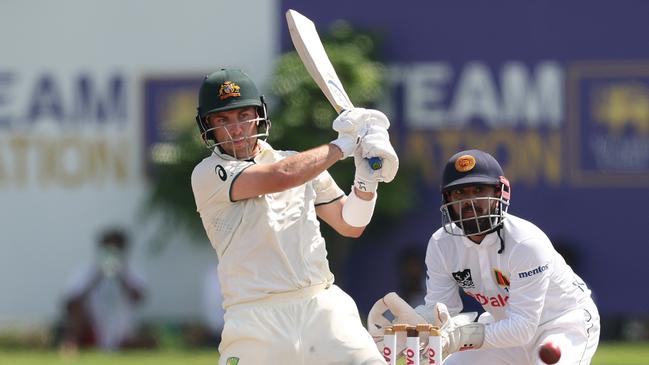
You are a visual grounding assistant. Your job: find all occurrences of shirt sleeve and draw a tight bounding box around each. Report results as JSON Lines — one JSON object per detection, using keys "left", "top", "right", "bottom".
{"left": 482, "top": 237, "right": 553, "bottom": 349}
{"left": 191, "top": 156, "right": 254, "bottom": 210}
{"left": 424, "top": 236, "right": 464, "bottom": 316}
{"left": 312, "top": 169, "right": 344, "bottom": 206}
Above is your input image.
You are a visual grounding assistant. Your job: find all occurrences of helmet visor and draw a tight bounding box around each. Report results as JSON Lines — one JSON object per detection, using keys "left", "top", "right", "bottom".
{"left": 440, "top": 195, "right": 509, "bottom": 237}
{"left": 201, "top": 115, "right": 269, "bottom": 159}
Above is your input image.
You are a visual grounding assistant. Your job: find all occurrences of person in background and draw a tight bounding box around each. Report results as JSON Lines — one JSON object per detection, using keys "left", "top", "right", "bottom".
{"left": 59, "top": 228, "right": 155, "bottom": 352}
{"left": 396, "top": 245, "right": 426, "bottom": 308}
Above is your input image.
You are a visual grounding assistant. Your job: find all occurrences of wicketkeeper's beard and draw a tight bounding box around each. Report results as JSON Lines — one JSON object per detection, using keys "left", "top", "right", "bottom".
{"left": 458, "top": 215, "right": 493, "bottom": 236}
{"left": 456, "top": 205, "right": 492, "bottom": 235}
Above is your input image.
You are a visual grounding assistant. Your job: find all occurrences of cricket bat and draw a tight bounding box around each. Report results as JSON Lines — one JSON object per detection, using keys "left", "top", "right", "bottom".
{"left": 285, "top": 9, "right": 382, "bottom": 170}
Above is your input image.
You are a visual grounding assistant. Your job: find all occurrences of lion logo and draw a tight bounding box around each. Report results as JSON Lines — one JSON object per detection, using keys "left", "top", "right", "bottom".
{"left": 219, "top": 81, "right": 241, "bottom": 100}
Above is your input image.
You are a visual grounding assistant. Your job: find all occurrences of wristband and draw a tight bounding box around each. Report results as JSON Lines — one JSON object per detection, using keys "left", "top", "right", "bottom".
{"left": 354, "top": 174, "right": 379, "bottom": 193}
{"left": 342, "top": 187, "right": 377, "bottom": 227}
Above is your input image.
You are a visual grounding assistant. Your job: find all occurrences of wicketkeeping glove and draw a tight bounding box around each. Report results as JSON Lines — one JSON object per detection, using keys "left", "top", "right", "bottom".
{"left": 367, "top": 292, "right": 427, "bottom": 358}
{"left": 414, "top": 303, "right": 478, "bottom": 329}
{"left": 435, "top": 302, "right": 485, "bottom": 358}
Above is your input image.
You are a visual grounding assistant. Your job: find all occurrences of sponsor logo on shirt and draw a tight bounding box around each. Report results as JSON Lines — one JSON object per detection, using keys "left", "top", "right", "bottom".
{"left": 215, "top": 165, "right": 227, "bottom": 181}
{"left": 452, "top": 269, "right": 475, "bottom": 288}
{"left": 465, "top": 291, "right": 509, "bottom": 307}
{"left": 518, "top": 263, "right": 549, "bottom": 279}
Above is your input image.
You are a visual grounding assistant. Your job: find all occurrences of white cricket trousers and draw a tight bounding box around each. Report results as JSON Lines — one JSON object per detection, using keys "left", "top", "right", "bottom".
{"left": 218, "top": 283, "right": 385, "bottom": 365}
{"left": 443, "top": 300, "right": 600, "bottom": 365}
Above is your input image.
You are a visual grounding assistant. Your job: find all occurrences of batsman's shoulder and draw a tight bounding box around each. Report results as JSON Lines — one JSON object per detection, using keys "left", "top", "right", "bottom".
{"left": 191, "top": 154, "right": 217, "bottom": 178}
{"left": 191, "top": 153, "right": 230, "bottom": 186}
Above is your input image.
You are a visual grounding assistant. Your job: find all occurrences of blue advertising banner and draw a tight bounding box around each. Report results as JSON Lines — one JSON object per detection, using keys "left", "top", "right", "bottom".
{"left": 143, "top": 77, "right": 203, "bottom": 176}
{"left": 281, "top": 1, "right": 649, "bottom": 318}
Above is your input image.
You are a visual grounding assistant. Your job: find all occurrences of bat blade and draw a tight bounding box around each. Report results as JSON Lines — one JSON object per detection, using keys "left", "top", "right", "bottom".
{"left": 286, "top": 9, "right": 353, "bottom": 113}
{"left": 286, "top": 9, "right": 382, "bottom": 171}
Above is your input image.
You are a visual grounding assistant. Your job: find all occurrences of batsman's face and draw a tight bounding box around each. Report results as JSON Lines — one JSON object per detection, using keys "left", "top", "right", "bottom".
{"left": 207, "top": 107, "right": 260, "bottom": 159}
{"left": 446, "top": 184, "right": 500, "bottom": 235}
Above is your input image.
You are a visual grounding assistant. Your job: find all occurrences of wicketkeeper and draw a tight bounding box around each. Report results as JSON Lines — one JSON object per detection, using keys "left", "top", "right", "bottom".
{"left": 368, "top": 149, "right": 600, "bottom": 365}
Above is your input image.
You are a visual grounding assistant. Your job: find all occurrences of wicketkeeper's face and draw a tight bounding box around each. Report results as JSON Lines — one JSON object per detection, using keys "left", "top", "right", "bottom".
{"left": 446, "top": 184, "right": 501, "bottom": 235}
{"left": 207, "top": 106, "right": 260, "bottom": 159}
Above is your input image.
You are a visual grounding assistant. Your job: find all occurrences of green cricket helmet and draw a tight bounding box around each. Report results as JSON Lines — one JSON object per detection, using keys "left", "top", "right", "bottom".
{"left": 195, "top": 69, "right": 270, "bottom": 158}
{"left": 439, "top": 149, "right": 511, "bottom": 237}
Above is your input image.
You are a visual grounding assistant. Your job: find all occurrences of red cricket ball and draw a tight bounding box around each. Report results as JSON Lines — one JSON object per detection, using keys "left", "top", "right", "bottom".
{"left": 539, "top": 341, "right": 561, "bottom": 364}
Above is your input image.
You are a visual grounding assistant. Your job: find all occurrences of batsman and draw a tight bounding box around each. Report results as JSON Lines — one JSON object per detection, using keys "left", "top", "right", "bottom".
{"left": 368, "top": 150, "right": 601, "bottom": 364}
{"left": 191, "top": 69, "right": 397, "bottom": 364}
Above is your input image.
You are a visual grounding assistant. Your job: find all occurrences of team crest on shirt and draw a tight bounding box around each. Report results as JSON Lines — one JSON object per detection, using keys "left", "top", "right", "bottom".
{"left": 226, "top": 357, "right": 239, "bottom": 365}
{"left": 452, "top": 269, "right": 475, "bottom": 288}
{"left": 494, "top": 269, "right": 510, "bottom": 292}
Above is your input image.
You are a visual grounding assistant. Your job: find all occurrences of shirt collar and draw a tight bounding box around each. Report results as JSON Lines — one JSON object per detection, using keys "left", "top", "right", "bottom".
{"left": 211, "top": 139, "right": 273, "bottom": 161}
{"left": 460, "top": 230, "right": 500, "bottom": 249}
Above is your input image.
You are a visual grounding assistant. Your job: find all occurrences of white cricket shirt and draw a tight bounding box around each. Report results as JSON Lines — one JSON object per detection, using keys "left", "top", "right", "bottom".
{"left": 424, "top": 214, "right": 593, "bottom": 349}
{"left": 191, "top": 141, "right": 344, "bottom": 308}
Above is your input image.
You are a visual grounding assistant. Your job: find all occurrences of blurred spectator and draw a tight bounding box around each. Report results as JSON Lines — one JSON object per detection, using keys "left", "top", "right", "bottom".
{"left": 396, "top": 245, "right": 426, "bottom": 307}
{"left": 59, "top": 228, "right": 155, "bottom": 352}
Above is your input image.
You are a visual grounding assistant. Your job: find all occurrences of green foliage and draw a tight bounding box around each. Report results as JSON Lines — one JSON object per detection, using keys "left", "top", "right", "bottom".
{"left": 141, "top": 129, "right": 208, "bottom": 247}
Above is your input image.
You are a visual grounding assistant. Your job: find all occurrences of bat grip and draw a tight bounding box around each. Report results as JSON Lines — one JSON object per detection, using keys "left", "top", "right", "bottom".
{"left": 367, "top": 157, "right": 382, "bottom": 170}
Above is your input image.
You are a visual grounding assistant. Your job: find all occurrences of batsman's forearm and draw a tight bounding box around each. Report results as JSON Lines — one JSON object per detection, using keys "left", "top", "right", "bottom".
{"left": 273, "top": 144, "right": 342, "bottom": 188}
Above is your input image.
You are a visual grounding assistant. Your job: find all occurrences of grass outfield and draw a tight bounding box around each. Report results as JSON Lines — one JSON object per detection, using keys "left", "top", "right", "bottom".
{"left": 0, "top": 342, "right": 646, "bottom": 364}
{"left": 0, "top": 349, "right": 220, "bottom": 365}
{"left": 591, "top": 342, "right": 649, "bottom": 365}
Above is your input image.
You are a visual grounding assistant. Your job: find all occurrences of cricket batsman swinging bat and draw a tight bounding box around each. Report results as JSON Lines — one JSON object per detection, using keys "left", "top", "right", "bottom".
{"left": 285, "top": 9, "right": 382, "bottom": 170}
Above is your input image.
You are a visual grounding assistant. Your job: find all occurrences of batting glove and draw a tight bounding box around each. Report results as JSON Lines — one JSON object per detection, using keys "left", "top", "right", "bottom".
{"left": 331, "top": 108, "right": 390, "bottom": 159}
{"left": 353, "top": 126, "right": 399, "bottom": 192}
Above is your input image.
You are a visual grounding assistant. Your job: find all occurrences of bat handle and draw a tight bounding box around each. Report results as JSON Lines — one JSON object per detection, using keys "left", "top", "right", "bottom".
{"left": 367, "top": 157, "right": 382, "bottom": 170}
